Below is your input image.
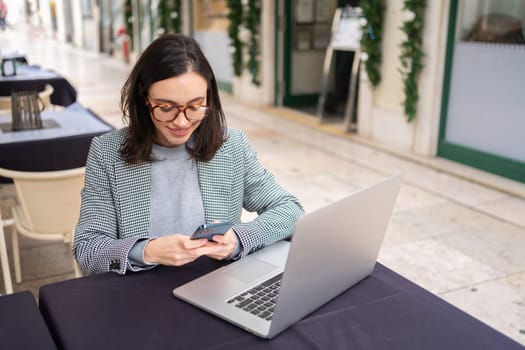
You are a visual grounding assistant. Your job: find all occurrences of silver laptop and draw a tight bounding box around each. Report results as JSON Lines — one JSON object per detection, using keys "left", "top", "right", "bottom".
{"left": 173, "top": 174, "right": 403, "bottom": 339}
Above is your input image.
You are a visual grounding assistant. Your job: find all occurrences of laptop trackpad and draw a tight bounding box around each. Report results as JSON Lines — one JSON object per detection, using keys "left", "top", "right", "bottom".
{"left": 227, "top": 259, "right": 279, "bottom": 283}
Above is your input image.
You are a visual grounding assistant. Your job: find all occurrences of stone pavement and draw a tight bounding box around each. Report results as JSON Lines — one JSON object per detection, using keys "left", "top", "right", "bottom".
{"left": 0, "top": 23, "right": 524, "bottom": 345}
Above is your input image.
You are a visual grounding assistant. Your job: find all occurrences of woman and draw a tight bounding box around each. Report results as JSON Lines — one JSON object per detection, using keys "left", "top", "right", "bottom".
{"left": 73, "top": 34, "right": 303, "bottom": 275}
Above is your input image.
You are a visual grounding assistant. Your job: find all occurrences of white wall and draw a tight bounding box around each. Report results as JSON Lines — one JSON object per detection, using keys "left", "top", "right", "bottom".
{"left": 54, "top": 0, "right": 66, "bottom": 41}
{"left": 232, "top": 0, "right": 271, "bottom": 105}
{"left": 357, "top": 0, "right": 450, "bottom": 156}
{"left": 374, "top": 0, "right": 405, "bottom": 111}
{"left": 3, "top": 0, "right": 25, "bottom": 25}
{"left": 72, "top": 0, "right": 84, "bottom": 47}
{"left": 260, "top": 0, "right": 274, "bottom": 105}
{"left": 413, "top": 0, "right": 449, "bottom": 156}
{"left": 37, "top": 0, "right": 53, "bottom": 37}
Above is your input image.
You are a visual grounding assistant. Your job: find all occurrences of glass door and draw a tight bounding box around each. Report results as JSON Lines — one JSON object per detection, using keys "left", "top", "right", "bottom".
{"left": 439, "top": 0, "right": 525, "bottom": 183}
{"left": 277, "top": 0, "right": 337, "bottom": 108}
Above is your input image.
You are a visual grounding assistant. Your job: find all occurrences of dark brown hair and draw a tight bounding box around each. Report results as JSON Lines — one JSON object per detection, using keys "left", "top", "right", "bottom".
{"left": 119, "top": 34, "right": 226, "bottom": 164}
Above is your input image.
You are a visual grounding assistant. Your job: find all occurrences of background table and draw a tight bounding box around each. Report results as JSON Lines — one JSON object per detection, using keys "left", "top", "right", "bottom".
{"left": 38, "top": 259, "right": 523, "bottom": 350}
{"left": 0, "top": 290, "right": 56, "bottom": 350}
{"left": 0, "top": 102, "right": 114, "bottom": 182}
{"left": 0, "top": 65, "right": 77, "bottom": 106}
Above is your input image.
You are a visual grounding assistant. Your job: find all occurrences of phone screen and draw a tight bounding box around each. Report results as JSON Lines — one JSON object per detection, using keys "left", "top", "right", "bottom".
{"left": 190, "top": 222, "right": 233, "bottom": 240}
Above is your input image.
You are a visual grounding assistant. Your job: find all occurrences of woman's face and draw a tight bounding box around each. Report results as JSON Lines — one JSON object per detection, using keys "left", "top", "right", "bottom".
{"left": 147, "top": 71, "right": 208, "bottom": 147}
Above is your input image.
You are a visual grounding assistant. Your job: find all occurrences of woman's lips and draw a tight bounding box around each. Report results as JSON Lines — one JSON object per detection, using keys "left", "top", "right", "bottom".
{"left": 168, "top": 126, "right": 191, "bottom": 137}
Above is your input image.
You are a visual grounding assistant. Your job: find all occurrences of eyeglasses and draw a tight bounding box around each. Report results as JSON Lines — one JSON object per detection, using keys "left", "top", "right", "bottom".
{"left": 147, "top": 101, "right": 209, "bottom": 123}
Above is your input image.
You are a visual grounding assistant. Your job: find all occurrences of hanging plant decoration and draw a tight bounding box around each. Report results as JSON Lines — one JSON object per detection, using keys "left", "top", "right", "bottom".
{"left": 226, "top": 0, "right": 244, "bottom": 76}
{"left": 226, "top": 0, "right": 261, "bottom": 84}
{"left": 399, "top": 0, "right": 426, "bottom": 122}
{"left": 243, "top": 0, "right": 261, "bottom": 85}
{"left": 359, "top": 0, "right": 385, "bottom": 87}
{"left": 157, "top": 0, "right": 182, "bottom": 36}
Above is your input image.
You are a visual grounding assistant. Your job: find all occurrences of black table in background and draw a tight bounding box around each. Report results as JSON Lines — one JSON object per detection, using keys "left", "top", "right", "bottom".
{"left": 0, "top": 103, "right": 114, "bottom": 182}
{"left": 0, "top": 291, "right": 56, "bottom": 350}
{"left": 0, "top": 65, "right": 77, "bottom": 106}
{"left": 39, "top": 259, "right": 524, "bottom": 350}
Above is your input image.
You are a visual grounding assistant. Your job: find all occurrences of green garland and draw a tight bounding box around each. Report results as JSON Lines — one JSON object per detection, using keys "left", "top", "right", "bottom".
{"left": 399, "top": 0, "right": 426, "bottom": 122}
{"left": 226, "top": 0, "right": 260, "bottom": 84}
{"left": 226, "top": 0, "right": 244, "bottom": 76}
{"left": 359, "top": 0, "right": 385, "bottom": 87}
{"left": 244, "top": 0, "right": 261, "bottom": 86}
{"left": 157, "top": 0, "right": 182, "bottom": 35}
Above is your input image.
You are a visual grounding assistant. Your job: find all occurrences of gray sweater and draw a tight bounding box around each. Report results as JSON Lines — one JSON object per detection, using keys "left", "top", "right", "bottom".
{"left": 128, "top": 143, "right": 205, "bottom": 266}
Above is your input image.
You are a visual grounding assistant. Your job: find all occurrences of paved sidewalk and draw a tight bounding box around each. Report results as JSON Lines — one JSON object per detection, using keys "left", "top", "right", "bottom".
{"left": 1, "top": 23, "right": 524, "bottom": 345}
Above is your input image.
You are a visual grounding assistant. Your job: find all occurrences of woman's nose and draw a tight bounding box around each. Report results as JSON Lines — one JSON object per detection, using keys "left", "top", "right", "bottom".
{"left": 170, "top": 111, "right": 191, "bottom": 127}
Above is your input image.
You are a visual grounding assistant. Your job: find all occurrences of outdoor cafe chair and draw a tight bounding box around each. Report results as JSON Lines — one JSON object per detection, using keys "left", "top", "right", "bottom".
{"left": 0, "top": 83, "right": 54, "bottom": 110}
{"left": 0, "top": 213, "right": 14, "bottom": 294}
{"left": 0, "top": 166, "right": 84, "bottom": 291}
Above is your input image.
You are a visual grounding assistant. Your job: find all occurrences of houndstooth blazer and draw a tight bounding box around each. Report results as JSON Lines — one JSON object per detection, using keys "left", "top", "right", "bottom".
{"left": 73, "top": 127, "right": 304, "bottom": 275}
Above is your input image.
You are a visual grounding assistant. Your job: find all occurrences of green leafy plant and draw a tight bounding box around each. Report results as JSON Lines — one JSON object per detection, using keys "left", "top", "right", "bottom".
{"left": 359, "top": 0, "right": 385, "bottom": 87}
{"left": 399, "top": 0, "right": 426, "bottom": 122}
{"left": 226, "top": 0, "right": 261, "bottom": 84}
{"left": 157, "top": 0, "right": 182, "bottom": 35}
{"left": 226, "top": 0, "right": 244, "bottom": 76}
{"left": 244, "top": 0, "right": 261, "bottom": 85}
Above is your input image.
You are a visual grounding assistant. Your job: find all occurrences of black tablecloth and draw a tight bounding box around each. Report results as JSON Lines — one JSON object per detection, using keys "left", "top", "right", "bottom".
{"left": 38, "top": 260, "right": 523, "bottom": 350}
{"left": 0, "top": 104, "right": 114, "bottom": 183}
{"left": 0, "top": 66, "right": 77, "bottom": 106}
{"left": 0, "top": 291, "right": 56, "bottom": 350}
{"left": 0, "top": 132, "right": 97, "bottom": 184}
{"left": 0, "top": 77, "right": 77, "bottom": 106}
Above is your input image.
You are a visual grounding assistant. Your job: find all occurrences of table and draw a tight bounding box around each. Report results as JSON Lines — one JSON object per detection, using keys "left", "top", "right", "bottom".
{"left": 38, "top": 259, "right": 523, "bottom": 350}
{"left": 0, "top": 290, "right": 57, "bottom": 350}
{"left": 0, "top": 102, "right": 114, "bottom": 182}
{"left": 0, "top": 65, "right": 77, "bottom": 106}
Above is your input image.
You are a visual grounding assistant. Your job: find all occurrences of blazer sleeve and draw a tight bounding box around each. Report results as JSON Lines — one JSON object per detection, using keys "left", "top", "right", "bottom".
{"left": 231, "top": 131, "right": 304, "bottom": 257}
{"left": 72, "top": 135, "right": 150, "bottom": 275}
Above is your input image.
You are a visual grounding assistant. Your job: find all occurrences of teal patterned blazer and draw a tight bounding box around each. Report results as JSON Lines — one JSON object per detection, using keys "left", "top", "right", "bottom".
{"left": 73, "top": 128, "right": 304, "bottom": 275}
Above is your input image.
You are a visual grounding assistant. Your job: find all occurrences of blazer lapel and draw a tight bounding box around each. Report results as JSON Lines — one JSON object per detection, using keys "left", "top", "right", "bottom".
{"left": 114, "top": 161, "right": 151, "bottom": 239}
{"left": 197, "top": 150, "right": 233, "bottom": 222}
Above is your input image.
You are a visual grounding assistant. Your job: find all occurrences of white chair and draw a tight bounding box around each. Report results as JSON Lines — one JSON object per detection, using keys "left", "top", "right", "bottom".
{"left": 0, "top": 167, "right": 85, "bottom": 289}
{"left": 38, "top": 83, "right": 55, "bottom": 108}
{"left": 0, "top": 84, "right": 54, "bottom": 110}
{"left": 0, "top": 215, "right": 14, "bottom": 294}
{"left": 0, "top": 96, "right": 11, "bottom": 110}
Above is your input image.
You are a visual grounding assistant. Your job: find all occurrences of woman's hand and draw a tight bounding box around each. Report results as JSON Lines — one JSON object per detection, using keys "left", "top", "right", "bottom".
{"left": 204, "top": 229, "right": 238, "bottom": 260}
{"left": 143, "top": 234, "right": 210, "bottom": 266}
{"left": 143, "top": 230, "right": 239, "bottom": 266}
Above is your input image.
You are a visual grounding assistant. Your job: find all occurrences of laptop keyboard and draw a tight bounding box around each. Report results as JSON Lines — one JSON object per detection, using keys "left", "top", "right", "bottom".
{"left": 226, "top": 273, "right": 283, "bottom": 321}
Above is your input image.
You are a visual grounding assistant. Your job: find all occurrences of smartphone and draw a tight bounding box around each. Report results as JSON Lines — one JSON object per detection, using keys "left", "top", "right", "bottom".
{"left": 190, "top": 222, "right": 233, "bottom": 241}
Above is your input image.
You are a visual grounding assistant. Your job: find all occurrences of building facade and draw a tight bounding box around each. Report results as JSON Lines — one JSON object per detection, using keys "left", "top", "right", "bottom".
{"left": 26, "top": 0, "right": 525, "bottom": 184}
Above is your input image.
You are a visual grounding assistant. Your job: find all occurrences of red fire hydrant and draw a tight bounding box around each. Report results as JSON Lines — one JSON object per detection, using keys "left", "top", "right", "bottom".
{"left": 116, "top": 27, "right": 130, "bottom": 64}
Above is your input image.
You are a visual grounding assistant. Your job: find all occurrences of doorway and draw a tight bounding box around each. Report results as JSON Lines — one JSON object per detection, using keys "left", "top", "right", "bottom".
{"left": 276, "top": 0, "right": 358, "bottom": 130}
